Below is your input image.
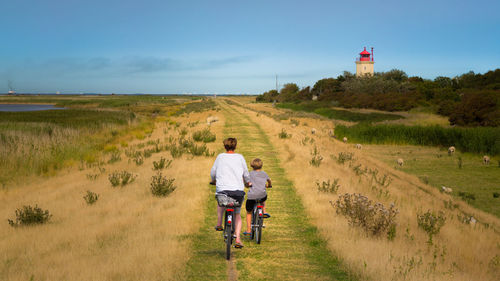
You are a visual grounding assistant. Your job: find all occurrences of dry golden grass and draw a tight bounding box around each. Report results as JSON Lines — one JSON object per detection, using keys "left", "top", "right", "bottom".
{"left": 234, "top": 99, "right": 500, "bottom": 281}
{"left": 0, "top": 109, "right": 224, "bottom": 281}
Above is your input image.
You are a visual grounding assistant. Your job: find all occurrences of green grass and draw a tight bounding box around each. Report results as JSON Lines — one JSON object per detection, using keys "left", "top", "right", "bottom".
{"left": 278, "top": 102, "right": 403, "bottom": 123}
{"left": 185, "top": 101, "right": 355, "bottom": 280}
{"left": 173, "top": 98, "right": 218, "bottom": 116}
{"left": 363, "top": 145, "right": 500, "bottom": 217}
{"left": 335, "top": 123, "right": 500, "bottom": 155}
{"left": 0, "top": 106, "right": 154, "bottom": 186}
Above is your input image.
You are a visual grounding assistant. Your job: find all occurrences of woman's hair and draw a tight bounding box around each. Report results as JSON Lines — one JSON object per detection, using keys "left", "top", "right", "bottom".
{"left": 223, "top": 137, "right": 237, "bottom": 151}
{"left": 250, "top": 158, "right": 263, "bottom": 169}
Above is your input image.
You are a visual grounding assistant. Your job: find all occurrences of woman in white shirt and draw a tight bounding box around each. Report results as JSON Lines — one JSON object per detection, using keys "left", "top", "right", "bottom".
{"left": 210, "top": 137, "right": 251, "bottom": 248}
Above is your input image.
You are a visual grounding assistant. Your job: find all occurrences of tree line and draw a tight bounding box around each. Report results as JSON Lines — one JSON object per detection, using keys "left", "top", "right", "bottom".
{"left": 256, "top": 69, "right": 500, "bottom": 127}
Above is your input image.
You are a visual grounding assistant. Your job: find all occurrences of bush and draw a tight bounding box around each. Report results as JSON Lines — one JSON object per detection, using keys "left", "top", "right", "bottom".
{"left": 417, "top": 210, "right": 446, "bottom": 244}
{"left": 150, "top": 173, "right": 176, "bottom": 197}
{"left": 332, "top": 193, "right": 398, "bottom": 238}
{"left": 8, "top": 205, "right": 52, "bottom": 227}
{"left": 108, "top": 170, "right": 137, "bottom": 187}
{"left": 188, "top": 143, "right": 214, "bottom": 156}
{"left": 192, "top": 128, "right": 216, "bottom": 143}
{"left": 458, "top": 191, "right": 476, "bottom": 202}
{"left": 107, "top": 151, "right": 121, "bottom": 164}
{"left": 83, "top": 190, "right": 99, "bottom": 205}
{"left": 335, "top": 152, "right": 354, "bottom": 165}
{"left": 316, "top": 179, "right": 340, "bottom": 193}
{"left": 278, "top": 128, "right": 291, "bottom": 139}
{"left": 153, "top": 157, "right": 172, "bottom": 170}
{"left": 309, "top": 146, "right": 323, "bottom": 167}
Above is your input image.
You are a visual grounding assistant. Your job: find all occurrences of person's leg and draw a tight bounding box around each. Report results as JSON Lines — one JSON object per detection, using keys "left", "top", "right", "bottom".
{"left": 217, "top": 205, "right": 224, "bottom": 227}
{"left": 235, "top": 208, "right": 243, "bottom": 244}
{"left": 246, "top": 212, "right": 252, "bottom": 232}
{"left": 262, "top": 201, "right": 266, "bottom": 214}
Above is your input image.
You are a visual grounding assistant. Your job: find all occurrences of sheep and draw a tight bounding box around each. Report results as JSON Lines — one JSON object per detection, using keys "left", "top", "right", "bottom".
{"left": 291, "top": 124, "right": 296, "bottom": 128}
{"left": 355, "top": 144, "right": 362, "bottom": 150}
{"left": 441, "top": 186, "right": 453, "bottom": 193}
{"left": 311, "top": 128, "right": 317, "bottom": 135}
{"left": 328, "top": 129, "right": 334, "bottom": 137}
{"left": 343, "top": 137, "right": 348, "bottom": 143}
{"left": 206, "top": 116, "right": 219, "bottom": 125}
{"left": 448, "top": 146, "right": 455, "bottom": 155}
{"left": 397, "top": 158, "right": 404, "bottom": 167}
{"left": 483, "top": 155, "right": 490, "bottom": 165}
{"left": 470, "top": 216, "right": 477, "bottom": 225}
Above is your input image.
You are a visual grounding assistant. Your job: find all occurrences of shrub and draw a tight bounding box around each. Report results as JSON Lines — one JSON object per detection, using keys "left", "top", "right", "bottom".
{"left": 309, "top": 146, "right": 323, "bottom": 167}
{"left": 108, "top": 170, "right": 137, "bottom": 187}
{"left": 458, "top": 191, "right": 476, "bottom": 202}
{"left": 316, "top": 179, "right": 340, "bottom": 193}
{"left": 493, "top": 192, "right": 500, "bottom": 198}
{"left": 83, "top": 190, "right": 99, "bottom": 205}
{"left": 150, "top": 173, "right": 176, "bottom": 197}
{"left": 168, "top": 144, "right": 184, "bottom": 158}
{"left": 188, "top": 143, "right": 214, "bottom": 156}
{"left": 290, "top": 119, "right": 300, "bottom": 126}
{"left": 332, "top": 193, "right": 398, "bottom": 238}
{"left": 107, "top": 151, "right": 121, "bottom": 164}
{"left": 335, "top": 152, "right": 354, "bottom": 165}
{"left": 153, "top": 157, "right": 172, "bottom": 170}
{"left": 278, "top": 128, "right": 291, "bottom": 139}
{"left": 192, "top": 128, "right": 216, "bottom": 143}
{"left": 133, "top": 154, "right": 144, "bottom": 165}
{"left": 8, "top": 205, "right": 52, "bottom": 227}
{"left": 417, "top": 210, "right": 446, "bottom": 244}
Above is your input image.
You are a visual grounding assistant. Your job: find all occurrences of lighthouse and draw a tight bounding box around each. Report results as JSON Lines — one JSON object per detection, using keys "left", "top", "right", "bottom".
{"left": 355, "top": 47, "right": 374, "bottom": 77}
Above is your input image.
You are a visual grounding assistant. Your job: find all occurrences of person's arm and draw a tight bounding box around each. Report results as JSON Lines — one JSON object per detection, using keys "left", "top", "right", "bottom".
{"left": 266, "top": 178, "right": 272, "bottom": 188}
{"left": 241, "top": 156, "right": 251, "bottom": 186}
{"left": 210, "top": 156, "right": 218, "bottom": 184}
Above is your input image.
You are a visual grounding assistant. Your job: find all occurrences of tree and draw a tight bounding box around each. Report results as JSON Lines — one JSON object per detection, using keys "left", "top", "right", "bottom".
{"left": 277, "top": 83, "right": 299, "bottom": 102}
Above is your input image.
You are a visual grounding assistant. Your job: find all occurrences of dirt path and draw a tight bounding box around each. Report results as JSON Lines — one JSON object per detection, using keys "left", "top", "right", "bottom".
{"left": 185, "top": 102, "right": 353, "bottom": 280}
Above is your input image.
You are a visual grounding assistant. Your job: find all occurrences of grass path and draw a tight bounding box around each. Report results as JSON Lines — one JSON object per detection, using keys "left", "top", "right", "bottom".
{"left": 185, "top": 102, "right": 354, "bottom": 281}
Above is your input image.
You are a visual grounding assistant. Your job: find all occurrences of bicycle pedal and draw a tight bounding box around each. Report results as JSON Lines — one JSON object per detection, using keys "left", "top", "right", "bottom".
{"left": 262, "top": 225, "right": 266, "bottom": 228}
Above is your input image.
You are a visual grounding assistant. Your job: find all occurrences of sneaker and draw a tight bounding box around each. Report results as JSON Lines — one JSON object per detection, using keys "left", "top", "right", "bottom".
{"left": 215, "top": 226, "right": 223, "bottom": 231}
{"left": 263, "top": 213, "right": 271, "bottom": 218}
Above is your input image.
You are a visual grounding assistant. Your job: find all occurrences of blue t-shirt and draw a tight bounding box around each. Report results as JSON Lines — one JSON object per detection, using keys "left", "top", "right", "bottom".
{"left": 247, "top": 170, "right": 270, "bottom": 200}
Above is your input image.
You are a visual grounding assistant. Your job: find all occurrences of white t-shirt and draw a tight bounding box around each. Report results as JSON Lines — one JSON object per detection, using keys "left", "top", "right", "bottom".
{"left": 210, "top": 152, "right": 250, "bottom": 193}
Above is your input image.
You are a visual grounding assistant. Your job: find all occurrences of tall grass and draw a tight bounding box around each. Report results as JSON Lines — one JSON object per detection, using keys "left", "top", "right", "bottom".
{"left": 278, "top": 102, "right": 403, "bottom": 122}
{"left": 335, "top": 124, "right": 500, "bottom": 155}
{"left": 0, "top": 109, "right": 137, "bottom": 185}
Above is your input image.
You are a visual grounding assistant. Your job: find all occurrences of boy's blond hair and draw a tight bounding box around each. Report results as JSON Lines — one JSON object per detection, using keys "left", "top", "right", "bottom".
{"left": 250, "top": 158, "right": 263, "bottom": 170}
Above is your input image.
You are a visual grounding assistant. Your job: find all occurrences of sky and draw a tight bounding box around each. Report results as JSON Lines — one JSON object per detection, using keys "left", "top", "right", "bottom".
{"left": 1, "top": 0, "right": 499, "bottom": 94}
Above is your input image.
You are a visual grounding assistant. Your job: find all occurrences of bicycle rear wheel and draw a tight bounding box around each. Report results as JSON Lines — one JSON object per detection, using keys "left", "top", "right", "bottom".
{"left": 225, "top": 212, "right": 232, "bottom": 260}
{"left": 256, "top": 214, "right": 263, "bottom": 244}
{"left": 251, "top": 208, "right": 257, "bottom": 240}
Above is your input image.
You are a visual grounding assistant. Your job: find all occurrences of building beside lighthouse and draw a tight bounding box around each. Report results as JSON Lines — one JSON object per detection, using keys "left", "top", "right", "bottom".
{"left": 355, "top": 47, "right": 374, "bottom": 77}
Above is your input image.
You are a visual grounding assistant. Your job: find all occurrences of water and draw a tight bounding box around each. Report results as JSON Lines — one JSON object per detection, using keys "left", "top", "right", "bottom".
{"left": 0, "top": 104, "right": 65, "bottom": 112}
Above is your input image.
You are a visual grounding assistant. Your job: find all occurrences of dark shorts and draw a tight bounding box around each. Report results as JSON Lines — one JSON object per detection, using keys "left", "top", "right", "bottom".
{"left": 245, "top": 195, "right": 267, "bottom": 212}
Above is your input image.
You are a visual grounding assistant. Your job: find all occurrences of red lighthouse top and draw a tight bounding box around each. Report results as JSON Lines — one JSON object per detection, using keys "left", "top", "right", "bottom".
{"left": 358, "top": 47, "right": 373, "bottom": 62}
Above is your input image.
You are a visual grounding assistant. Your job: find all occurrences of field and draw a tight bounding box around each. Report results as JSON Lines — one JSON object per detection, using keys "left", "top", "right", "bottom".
{"left": 0, "top": 95, "right": 499, "bottom": 281}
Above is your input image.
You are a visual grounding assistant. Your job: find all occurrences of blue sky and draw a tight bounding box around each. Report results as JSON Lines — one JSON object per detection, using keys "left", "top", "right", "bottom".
{"left": 1, "top": 0, "right": 499, "bottom": 94}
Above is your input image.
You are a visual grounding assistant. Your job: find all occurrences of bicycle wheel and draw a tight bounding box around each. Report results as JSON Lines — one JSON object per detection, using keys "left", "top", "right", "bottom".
{"left": 225, "top": 212, "right": 232, "bottom": 260}
{"left": 256, "top": 213, "right": 263, "bottom": 244}
{"left": 250, "top": 207, "right": 257, "bottom": 240}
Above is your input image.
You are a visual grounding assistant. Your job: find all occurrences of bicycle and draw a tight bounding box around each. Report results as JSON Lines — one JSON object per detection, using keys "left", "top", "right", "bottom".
{"left": 215, "top": 192, "right": 241, "bottom": 260}
{"left": 250, "top": 185, "right": 271, "bottom": 244}
{"left": 250, "top": 197, "right": 265, "bottom": 244}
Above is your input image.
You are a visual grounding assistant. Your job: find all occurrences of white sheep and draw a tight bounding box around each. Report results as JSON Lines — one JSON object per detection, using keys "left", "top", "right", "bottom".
{"left": 397, "top": 158, "right": 404, "bottom": 166}
{"left": 355, "top": 144, "right": 362, "bottom": 150}
{"left": 470, "top": 217, "right": 477, "bottom": 225}
{"left": 441, "top": 186, "right": 453, "bottom": 193}
{"left": 483, "top": 155, "right": 490, "bottom": 165}
{"left": 311, "top": 128, "right": 317, "bottom": 135}
{"left": 206, "top": 116, "right": 219, "bottom": 125}
{"left": 343, "top": 137, "right": 348, "bottom": 143}
{"left": 448, "top": 146, "right": 455, "bottom": 155}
